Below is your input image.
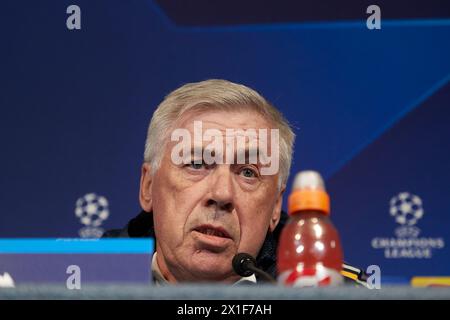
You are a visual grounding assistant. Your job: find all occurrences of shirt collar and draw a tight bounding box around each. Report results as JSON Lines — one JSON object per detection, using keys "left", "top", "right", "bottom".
{"left": 151, "top": 252, "right": 257, "bottom": 285}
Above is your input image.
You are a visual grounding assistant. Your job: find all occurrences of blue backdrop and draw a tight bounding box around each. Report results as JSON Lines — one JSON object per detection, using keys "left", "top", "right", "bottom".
{"left": 1, "top": 0, "right": 449, "bottom": 282}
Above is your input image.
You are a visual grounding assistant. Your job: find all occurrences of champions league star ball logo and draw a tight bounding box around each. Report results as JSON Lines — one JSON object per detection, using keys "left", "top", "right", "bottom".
{"left": 371, "top": 192, "right": 445, "bottom": 258}
{"left": 390, "top": 192, "right": 424, "bottom": 226}
{"left": 389, "top": 192, "right": 423, "bottom": 238}
{"left": 75, "top": 193, "right": 109, "bottom": 238}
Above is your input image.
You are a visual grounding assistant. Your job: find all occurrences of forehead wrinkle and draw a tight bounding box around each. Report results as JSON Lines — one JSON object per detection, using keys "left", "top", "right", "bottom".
{"left": 168, "top": 110, "right": 275, "bottom": 152}
{"left": 177, "top": 109, "right": 273, "bottom": 129}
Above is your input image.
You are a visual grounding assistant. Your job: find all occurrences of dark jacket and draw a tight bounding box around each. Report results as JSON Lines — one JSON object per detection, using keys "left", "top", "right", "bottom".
{"left": 103, "top": 210, "right": 368, "bottom": 285}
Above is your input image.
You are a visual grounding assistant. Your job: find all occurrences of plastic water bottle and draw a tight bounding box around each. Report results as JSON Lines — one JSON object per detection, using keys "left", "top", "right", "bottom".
{"left": 277, "top": 170, "right": 344, "bottom": 287}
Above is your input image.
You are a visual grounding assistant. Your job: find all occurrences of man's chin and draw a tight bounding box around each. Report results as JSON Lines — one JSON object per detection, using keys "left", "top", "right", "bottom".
{"left": 186, "top": 250, "right": 236, "bottom": 281}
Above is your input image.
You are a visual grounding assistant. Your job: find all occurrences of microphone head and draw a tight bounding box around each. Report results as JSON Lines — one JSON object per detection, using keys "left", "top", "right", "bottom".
{"left": 232, "top": 253, "right": 257, "bottom": 277}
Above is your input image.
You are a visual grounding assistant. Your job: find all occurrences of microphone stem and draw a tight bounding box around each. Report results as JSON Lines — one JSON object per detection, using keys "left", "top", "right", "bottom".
{"left": 247, "top": 265, "right": 276, "bottom": 284}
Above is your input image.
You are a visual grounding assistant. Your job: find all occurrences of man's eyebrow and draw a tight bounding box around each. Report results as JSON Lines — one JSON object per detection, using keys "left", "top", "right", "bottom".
{"left": 234, "top": 147, "right": 262, "bottom": 164}
{"left": 235, "top": 147, "right": 259, "bottom": 156}
{"left": 189, "top": 146, "right": 204, "bottom": 155}
{"left": 189, "top": 146, "right": 206, "bottom": 163}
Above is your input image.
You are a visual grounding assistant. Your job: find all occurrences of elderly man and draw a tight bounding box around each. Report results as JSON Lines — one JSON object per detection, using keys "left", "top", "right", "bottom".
{"left": 104, "top": 79, "right": 367, "bottom": 285}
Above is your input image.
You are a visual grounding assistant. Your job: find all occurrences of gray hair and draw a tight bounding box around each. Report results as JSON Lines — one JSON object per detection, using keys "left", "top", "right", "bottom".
{"left": 144, "top": 79, "right": 295, "bottom": 189}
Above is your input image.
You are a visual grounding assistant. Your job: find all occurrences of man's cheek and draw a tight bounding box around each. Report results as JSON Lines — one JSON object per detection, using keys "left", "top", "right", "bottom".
{"left": 238, "top": 228, "right": 264, "bottom": 255}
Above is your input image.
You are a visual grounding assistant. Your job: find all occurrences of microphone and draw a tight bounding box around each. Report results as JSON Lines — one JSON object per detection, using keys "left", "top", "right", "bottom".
{"left": 232, "top": 253, "right": 276, "bottom": 283}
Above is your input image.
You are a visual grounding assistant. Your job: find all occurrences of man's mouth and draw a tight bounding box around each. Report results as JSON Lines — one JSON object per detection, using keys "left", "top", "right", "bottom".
{"left": 193, "top": 225, "right": 232, "bottom": 239}
{"left": 191, "top": 224, "right": 234, "bottom": 252}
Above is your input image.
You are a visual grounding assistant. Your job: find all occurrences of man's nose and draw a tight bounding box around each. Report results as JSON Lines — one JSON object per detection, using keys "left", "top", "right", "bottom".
{"left": 205, "top": 165, "right": 235, "bottom": 213}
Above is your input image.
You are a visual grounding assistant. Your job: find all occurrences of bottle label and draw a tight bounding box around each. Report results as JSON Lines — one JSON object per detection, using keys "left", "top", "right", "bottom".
{"left": 278, "top": 266, "right": 343, "bottom": 287}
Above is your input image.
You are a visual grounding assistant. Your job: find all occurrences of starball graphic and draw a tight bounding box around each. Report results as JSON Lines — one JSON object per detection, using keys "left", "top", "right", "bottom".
{"left": 371, "top": 192, "right": 445, "bottom": 259}
{"left": 75, "top": 193, "right": 110, "bottom": 238}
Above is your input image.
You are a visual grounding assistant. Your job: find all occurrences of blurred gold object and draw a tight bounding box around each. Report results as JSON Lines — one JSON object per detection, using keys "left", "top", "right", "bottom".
{"left": 411, "top": 277, "right": 450, "bottom": 287}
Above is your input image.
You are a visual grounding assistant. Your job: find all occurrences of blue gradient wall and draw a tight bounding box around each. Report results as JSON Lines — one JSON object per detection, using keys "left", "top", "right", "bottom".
{"left": 1, "top": 0, "right": 449, "bottom": 281}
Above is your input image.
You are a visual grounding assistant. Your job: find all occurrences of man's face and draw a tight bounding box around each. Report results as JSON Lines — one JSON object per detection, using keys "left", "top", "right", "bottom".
{"left": 140, "top": 109, "right": 283, "bottom": 282}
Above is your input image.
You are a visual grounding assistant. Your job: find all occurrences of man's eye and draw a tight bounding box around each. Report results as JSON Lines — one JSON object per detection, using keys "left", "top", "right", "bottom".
{"left": 240, "top": 167, "right": 257, "bottom": 178}
{"left": 188, "top": 161, "right": 205, "bottom": 170}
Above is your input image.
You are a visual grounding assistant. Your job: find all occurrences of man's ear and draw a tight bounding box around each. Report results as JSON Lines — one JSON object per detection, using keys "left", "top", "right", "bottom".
{"left": 139, "top": 162, "right": 153, "bottom": 212}
{"left": 269, "top": 185, "right": 285, "bottom": 232}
